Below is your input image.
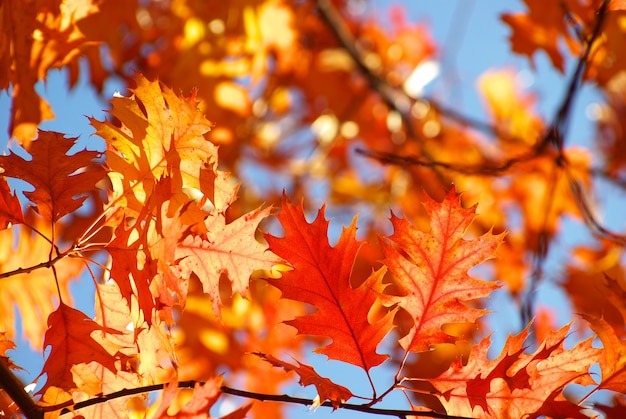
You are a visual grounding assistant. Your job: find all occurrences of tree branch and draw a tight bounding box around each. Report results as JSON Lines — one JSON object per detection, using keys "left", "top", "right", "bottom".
{"left": 521, "top": 0, "right": 612, "bottom": 326}
{"left": 315, "top": 0, "right": 413, "bottom": 135}
{"left": 0, "top": 361, "right": 42, "bottom": 419}
{"left": 0, "top": 250, "right": 78, "bottom": 280}
{"left": 40, "top": 381, "right": 471, "bottom": 419}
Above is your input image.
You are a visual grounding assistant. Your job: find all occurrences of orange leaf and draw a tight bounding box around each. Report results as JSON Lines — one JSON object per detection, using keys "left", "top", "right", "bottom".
{"left": 264, "top": 195, "right": 394, "bottom": 371}
{"left": 500, "top": 0, "right": 578, "bottom": 72}
{"left": 175, "top": 206, "right": 280, "bottom": 315}
{"left": 39, "top": 302, "right": 125, "bottom": 394}
{"left": 0, "top": 177, "right": 24, "bottom": 229}
{"left": 382, "top": 187, "right": 504, "bottom": 352}
{"left": 255, "top": 352, "right": 352, "bottom": 409}
{"left": 92, "top": 74, "right": 216, "bottom": 215}
{"left": 106, "top": 217, "right": 158, "bottom": 325}
{"left": 427, "top": 322, "right": 601, "bottom": 418}
{"left": 584, "top": 314, "right": 626, "bottom": 393}
{"left": 0, "top": 131, "right": 105, "bottom": 222}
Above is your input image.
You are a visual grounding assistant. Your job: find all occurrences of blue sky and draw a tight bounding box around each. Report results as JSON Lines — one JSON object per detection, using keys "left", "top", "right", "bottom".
{"left": 0, "top": 0, "right": 618, "bottom": 417}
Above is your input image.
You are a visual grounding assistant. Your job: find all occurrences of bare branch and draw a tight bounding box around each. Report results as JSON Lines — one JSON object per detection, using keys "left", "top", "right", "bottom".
{"left": 41, "top": 381, "right": 472, "bottom": 419}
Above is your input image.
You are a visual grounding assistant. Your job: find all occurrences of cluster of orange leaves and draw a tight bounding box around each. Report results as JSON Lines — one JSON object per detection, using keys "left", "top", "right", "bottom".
{"left": 2, "top": 0, "right": 626, "bottom": 418}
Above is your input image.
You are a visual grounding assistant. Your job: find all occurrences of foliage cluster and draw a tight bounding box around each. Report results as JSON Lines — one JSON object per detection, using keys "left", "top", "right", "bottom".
{"left": 1, "top": 1, "right": 626, "bottom": 418}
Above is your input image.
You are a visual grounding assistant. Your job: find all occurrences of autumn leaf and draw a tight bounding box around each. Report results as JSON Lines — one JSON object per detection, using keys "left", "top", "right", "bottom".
{"left": 584, "top": 314, "right": 626, "bottom": 393}
{"left": 254, "top": 352, "right": 352, "bottom": 409}
{"left": 94, "top": 279, "right": 176, "bottom": 382}
{"left": 264, "top": 195, "right": 395, "bottom": 372}
{"left": 426, "top": 322, "right": 601, "bottom": 418}
{"left": 92, "top": 74, "right": 217, "bottom": 215}
{"left": 0, "top": 131, "right": 105, "bottom": 222}
{"left": 153, "top": 377, "right": 251, "bottom": 419}
{"left": 382, "top": 187, "right": 504, "bottom": 352}
{"left": 0, "top": 177, "right": 23, "bottom": 229}
{"left": 175, "top": 206, "right": 279, "bottom": 315}
{"left": 2, "top": 0, "right": 626, "bottom": 416}
{"left": 106, "top": 217, "right": 158, "bottom": 325}
{"left": 38, "top": 302, "right": 125, "bottom": 395}
{"left": 564, "top": 266, "right": 626, "bottom": 339}
{"left": 500, "top": 0, "right": 580, "bottom": 72}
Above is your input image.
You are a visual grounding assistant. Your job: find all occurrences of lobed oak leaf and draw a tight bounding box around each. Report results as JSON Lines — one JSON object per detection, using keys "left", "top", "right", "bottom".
{"left": 92, "top": 74, "right": 217, "bottom": 215}
{"left": 94, "top": 280, "right": 177, "bottom": 382}
{"left": 426, "top": 322, "right": 601, "bottom": 418}
{"left": 564, "top": 268, "right": 626, "bottom": 339}
{"left": 39, "top": 303, "right": 125, "bottom": 395}
{"left": 264, "top": 196, "right": 394, "bottom": 371}
{"left": 254, "top": 352, "right": 352, "bottom": 409}
{"left": 382, "top": 187, "right": 504, "bottom": 352}
{"left": 584, "top": 314, "right": 626, "bottom": 393}
{"left": 0, "top": 131, "right": 105, "bottom": 222}
{"left": 106, "top": 219, "right": 158, "bottom": 325}
{"left": 500, "top": 0, "right": 584, "bottom": 73}
{"left": 175, "top": 206, "right": 279, "bottom": 315}
{"left": 0, "top": 177, "right": 24, "bottom": 229}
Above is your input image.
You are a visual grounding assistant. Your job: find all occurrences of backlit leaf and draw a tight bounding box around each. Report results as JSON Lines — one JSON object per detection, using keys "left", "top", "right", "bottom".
{"left": 176, "top": 206, "right": 279, "bottom": 315}
{"left": 255, "top": 352, "right": 352, "bottom": 409}
{"left": 0, "top": 131, "right": 105, "bottom": 222}
{"left": 382, "top": 187, "right": 504, "bottom": 352}
{"left": 427, "top": 322, "right": 601, "bottom": 418}
{"left": 39, "top": 303, "right": 125, "bottom": 394}
{"left": 264, "top": 196, "right": 394, "bottom": 371}
{"left": 93, "top": 74, "right": 216, "bottom": 215}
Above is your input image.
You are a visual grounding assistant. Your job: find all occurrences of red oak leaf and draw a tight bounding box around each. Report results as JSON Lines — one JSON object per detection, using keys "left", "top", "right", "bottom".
{"left": 0, "top": 131, "right": 105, "bottom": 222}
{"left": 427, "top": 322, "right": 601, "bottom": 418}
{"left": 264, "top": 195, "right": 394, "bottom": 372}
{"left": 38, "top": 302, "right": 124, "bottom": 394}
{"left": 175, "top": 206, "right": 279, "bottom": 315}
{"left": 0, "top": 177, "right": 24, "bottom": 229}
{"left": 584, "top": 314, "right": 626, "bottom": 393}
{"left": 92, "top": 74, "right": 216, "bottom": 215}
{"left": 255, "top": 352, "right": 353, "bottom": 409}
{"left": 106, "top": 218, "right": 157, "bottom": 325}
{"left": 382, "top": 187, "right": 504, "bottom": 352}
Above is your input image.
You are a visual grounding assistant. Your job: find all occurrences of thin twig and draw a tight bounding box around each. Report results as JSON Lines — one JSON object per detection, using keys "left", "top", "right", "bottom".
{"left": 43, "top": 381, "right": 471, "bottom": 419}
{"left": 0, "top": 252, "right": 70, "bottom": 280}
{"left": 519, "top": 0, "right": 611, "bottom": 326}
{"left": 355, "top": 145, "right": 545, "bottom": 175}
{"left": 315, "top": 0, "right": 415, "bottom": 137}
